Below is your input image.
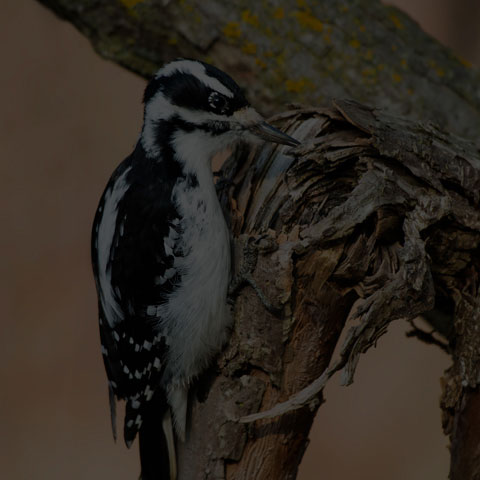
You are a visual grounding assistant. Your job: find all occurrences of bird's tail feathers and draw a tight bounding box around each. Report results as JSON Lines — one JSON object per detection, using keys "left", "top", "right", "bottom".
{"left": 108, "top": 385, "right": 117, "bottom": 441}
{"left": 138, "top": 395, "right": 177, "bottom": 480}
{"left": 162, "top": 410, "right": 177, "bottom": 480}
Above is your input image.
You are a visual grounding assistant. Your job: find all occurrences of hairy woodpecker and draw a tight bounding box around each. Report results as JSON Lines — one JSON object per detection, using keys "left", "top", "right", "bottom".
{"left": 91, "top": 59, "right": 299, "bottom": 479}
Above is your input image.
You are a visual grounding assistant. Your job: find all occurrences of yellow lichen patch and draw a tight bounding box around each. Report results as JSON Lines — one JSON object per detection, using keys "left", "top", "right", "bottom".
{"left": 285, "top": 77, "right": 313, "bottom": 93}
{"left": 276, "top": 53, "right": 285, "bottom": 67}
{"left": 323, "top": 32, "right": 332, "bottom": 44}
{"left": 349, "top": 38, "right": 360, "bottom": 48}
{"left": 294, "top": 11, "right": 323, "bottom": 32}
{"left": 167, "top": 35, "right": 178, "bottom": 45}
{"left": 264, "top": 26, "right": 273, "bottom": 36}
{"left": 389, "top": 12, "right": 404, "bottom": 29}
{"left": 459, "top": 56, "right": 472, "bottom": 68}
{"left": 428, "top": 59, "right": 445, "bottom": 76}
{"left": 392, "top": 72, "right": 402, "bottom": 83}
{"left": 255, "top": 58, "right": 267, "bottom": 69}
{"left": 361, "top": 67, "right": 376, "bottom": 77}
{"left": 364, "top": 49, "right": 373, "bottom": 61}
{"left": 296, "top": 0, "right": 308, "bottom": 8}
{"left": 407, "top": 88, "right": 414, "bottom": 95}
{"left": 273, "top": 7, "right": 285, "bottom": 20}
{"left": 242, "top": 42, "right": 257, "bottom": 55}
{"left": 180, "top": 0, "right": 193, "bottom": 13}
{"left": 359, "top": 24, "right": 366, "bottom": 32}
{"left": 241, "top": 10, "right": 260, "bottom": 27}
{"left": 378, "top": 64, "right": 385, "bottom": 71}
{"left": 223, "top": 22, "right": 242, "bottom": 38}
{"left": 400, "top": 58, "right": 407, "bottom": 67}
{"left": 120, "top": 0, "right": 143, "bottom": 8}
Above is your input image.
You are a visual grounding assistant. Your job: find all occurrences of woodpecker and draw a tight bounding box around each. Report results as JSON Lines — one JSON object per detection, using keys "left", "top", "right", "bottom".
{"left": 91, "top": 59, "right": 299, "bottom": 479}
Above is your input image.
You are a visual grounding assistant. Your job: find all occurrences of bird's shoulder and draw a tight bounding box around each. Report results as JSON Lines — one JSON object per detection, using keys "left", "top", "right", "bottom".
{"left": 95, "top": 144, "right": 187, "bottom": 309}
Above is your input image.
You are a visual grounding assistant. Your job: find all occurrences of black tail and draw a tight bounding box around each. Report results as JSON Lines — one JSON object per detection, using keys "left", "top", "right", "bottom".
{"left": 138, "top": 395, "right": 175, "bottom": 480}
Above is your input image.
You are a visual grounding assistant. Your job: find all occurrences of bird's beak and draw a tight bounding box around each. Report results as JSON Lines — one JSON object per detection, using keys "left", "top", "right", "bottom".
{"left": 233, "top": 107, "right": 300, "bottom": 147}
{"left": 248, "top": 121, "right": 300, "bottom": 147}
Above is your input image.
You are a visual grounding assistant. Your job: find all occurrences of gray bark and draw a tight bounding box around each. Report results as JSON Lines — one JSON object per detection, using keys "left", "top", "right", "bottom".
{"left": 37, "top": 0, "right": 480, "bottom": 140}
{"left": 35, "top": 1, "right": 480, "bottom": 478}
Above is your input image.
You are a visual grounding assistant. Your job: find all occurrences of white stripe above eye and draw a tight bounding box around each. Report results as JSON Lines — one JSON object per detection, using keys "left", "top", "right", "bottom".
{"left": 156, "top": 60, "right": 234, "bottom": 98}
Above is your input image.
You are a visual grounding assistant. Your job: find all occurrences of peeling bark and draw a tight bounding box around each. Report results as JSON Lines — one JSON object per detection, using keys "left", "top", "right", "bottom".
{"left": 176, "top": 101, "right": 480, "bottom": 479}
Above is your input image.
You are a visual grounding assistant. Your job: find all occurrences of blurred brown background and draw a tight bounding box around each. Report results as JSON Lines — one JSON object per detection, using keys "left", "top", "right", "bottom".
{"left": 2, "top": 0, "right": 479, "bottom": 478}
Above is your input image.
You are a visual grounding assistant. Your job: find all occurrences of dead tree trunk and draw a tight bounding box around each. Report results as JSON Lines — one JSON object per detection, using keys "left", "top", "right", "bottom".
{"left": 177, "top": 100, "right": 480, "bottom": 479}
{"left": 36, "top": 1, "right": 480, "bottom": 478}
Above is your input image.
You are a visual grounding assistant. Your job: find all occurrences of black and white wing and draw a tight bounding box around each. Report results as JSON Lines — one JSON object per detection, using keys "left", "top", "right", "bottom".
{"left": 92, "top": 145, "right": 183, "bottom": 447}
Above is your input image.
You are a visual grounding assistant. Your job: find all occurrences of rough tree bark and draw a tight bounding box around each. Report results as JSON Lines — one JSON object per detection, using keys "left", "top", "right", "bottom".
{"left": 36, "top": 1, "right": 480, "bottom": 478}
{"left": 37, "top": 0, "right": 480, "bottom": 140}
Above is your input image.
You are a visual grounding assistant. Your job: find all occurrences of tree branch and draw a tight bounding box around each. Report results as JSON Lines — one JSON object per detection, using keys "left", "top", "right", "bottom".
{"left": 36, "top": 0, "right": 480, "bottom": 140}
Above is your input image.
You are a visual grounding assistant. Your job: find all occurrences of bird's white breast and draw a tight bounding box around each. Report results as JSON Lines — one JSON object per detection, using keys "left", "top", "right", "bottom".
{"left": 159, "top": 130, "right": 232, "bottom": 385}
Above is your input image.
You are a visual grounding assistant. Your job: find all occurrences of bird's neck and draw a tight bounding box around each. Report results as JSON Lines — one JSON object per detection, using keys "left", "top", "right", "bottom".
{"left": 140, "top": 122, "right": 232, "bottom": 191}
{"left": 173, "top": 131, "right": 215, "bottom": 173}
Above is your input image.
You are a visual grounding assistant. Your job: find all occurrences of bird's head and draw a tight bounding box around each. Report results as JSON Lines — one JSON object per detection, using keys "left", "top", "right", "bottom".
{"left": 140, "top": 59, "right": 299, "bottom": 161}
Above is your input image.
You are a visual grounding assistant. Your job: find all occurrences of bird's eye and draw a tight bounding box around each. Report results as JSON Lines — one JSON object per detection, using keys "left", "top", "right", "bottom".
{"left": 208, "top": 92, "right": 228, "bottom": 114}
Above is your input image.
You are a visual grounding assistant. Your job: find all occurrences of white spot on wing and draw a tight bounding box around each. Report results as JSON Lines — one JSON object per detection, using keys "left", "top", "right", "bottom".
{"left": 145, "top": 385, "right": 154, "bottom": 401}
{"left": 164, "top": 242, "right": 173, "bottom": 257}
{"left": 164, "top": 268, "right": 176, "bottom": 280}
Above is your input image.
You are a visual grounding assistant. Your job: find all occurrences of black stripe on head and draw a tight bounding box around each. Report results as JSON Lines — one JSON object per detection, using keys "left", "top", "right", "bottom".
{"left": 143, "top": 61, "right": 249, "bottom": 116}
{"left": 153, "top": 115, "right": 231, "bottom": 150}
{"left": 143, "top": 77, "right": 163, "bottom": 105}
{"left": 159, "top": 73, "right": 214, "bottom": 111}
{"left": 199, "top": 61, "right": 246, "bottom": 101}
